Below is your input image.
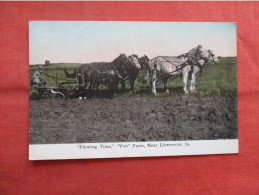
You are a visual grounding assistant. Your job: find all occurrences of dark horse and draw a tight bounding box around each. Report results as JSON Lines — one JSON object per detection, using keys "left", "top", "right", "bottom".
{"left": 64, "top": 54, "right": 128, "bottom": 98}
{"left": 137, "top": 55, "right": 150, "bottom": 84}
{"left": 138, "top": 55, "right": 150, "bottom": 70}
{"left": 113, "top": 54, "right": 142, "bottom": 93}
{"left": 64, "top": 64, "right": 91, "bottom": 99}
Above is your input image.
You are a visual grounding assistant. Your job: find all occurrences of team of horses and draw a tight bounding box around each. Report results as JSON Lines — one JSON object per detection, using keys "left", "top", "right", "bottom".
{"left": 64, "top": 45, "right": 219, "bottom": 98}
{"left": 64, "top": 54, "right": 142, "bottom": 98}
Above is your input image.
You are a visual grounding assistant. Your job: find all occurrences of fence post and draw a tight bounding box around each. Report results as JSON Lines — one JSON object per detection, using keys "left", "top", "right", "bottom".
{"left": 56, "top": 73, "right": 57, "bottom": 87}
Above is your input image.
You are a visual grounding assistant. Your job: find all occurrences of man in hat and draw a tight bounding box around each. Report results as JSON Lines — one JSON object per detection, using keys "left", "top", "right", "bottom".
{"left": 33, "top": 65, "right": 46, "bottom": 87}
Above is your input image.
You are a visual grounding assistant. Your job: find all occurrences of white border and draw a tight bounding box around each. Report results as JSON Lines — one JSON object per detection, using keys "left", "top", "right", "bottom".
{"left": 0, "top": 0, "right": 253, "bottom": 2}
{"left": 29, "top": 139, "right": 238, "bottom": 160}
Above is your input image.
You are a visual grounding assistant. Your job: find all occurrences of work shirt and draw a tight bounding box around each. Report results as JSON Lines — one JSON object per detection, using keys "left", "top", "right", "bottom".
{"left": 33, "top": 70, "right": 46, "bottom": 86}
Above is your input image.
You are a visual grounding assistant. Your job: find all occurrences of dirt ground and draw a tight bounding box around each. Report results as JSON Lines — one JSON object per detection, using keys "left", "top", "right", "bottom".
{"left": 29, "top": 96, "right": 238, "bottom": 144}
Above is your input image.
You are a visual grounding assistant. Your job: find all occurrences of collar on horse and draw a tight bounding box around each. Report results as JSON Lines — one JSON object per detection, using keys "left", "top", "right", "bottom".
{"left": 187, "top": 56, "right": 203, "bottom": 71}
{"left": 113, "top": 58, "right": 130, "bottom": 81}
{"left": 77, "top": 73, "right": 85, "bottom": 86}
{"left": 154, "top": 55, "right": 203, "bottom": 75}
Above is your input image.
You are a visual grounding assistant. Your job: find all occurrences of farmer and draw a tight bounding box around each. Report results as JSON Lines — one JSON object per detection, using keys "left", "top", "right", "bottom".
{"left": 33, "top": 65, "right": 46, "bottom": 87}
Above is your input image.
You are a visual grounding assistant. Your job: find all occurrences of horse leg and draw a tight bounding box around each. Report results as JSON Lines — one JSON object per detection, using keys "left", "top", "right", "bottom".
{"left": 91, "top": 83, "right": 94, "bottom": 91}
{"left": 78, "top": 86, "right": 83, "bottom": 99}
{"left": 190, "top": 66, "right": 199, "bottom": 93}
{"left": 112, "top": 76, "right": 119, "bottom": 94}
{"left": 83, "top": 87, "right": 87, "bottom": 99}
{"left": 183, "top": 74, "right": 188, "bottom": 94}
{"left": 79, "top": 86, "right": 85, "bottom": 99}
{"left": 122, "top": 81, "right": 126, "bottom": 93}
{"left": 96, "top": 83, "right": 99, "bottom": 91}
{"left": 115, "top": 82, "right": 119, "bottom": 94}
{"left": 130, "top": 79, "right": 135, "bottom": 94}
{"left": 182, "top": 66, "right": 190, "bottom": 94}
{"left": 162, "top": 77, "right": 170, "bottom": 93}
{"left": 107, "top": 80, "right": 114, "bottom": 98}
{"left": 87, "top": 82, "right": 92, "bottom": 98}
{"left": 151, "top": 70, "right": 157, "bottom": 95}
{"left": 94, "top": 82, "right": 98, "bottom": 96}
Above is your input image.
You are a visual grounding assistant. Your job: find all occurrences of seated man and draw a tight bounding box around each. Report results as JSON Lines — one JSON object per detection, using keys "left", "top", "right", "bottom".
{"left": 33, "top": 66, "right": 46, "bottom": 87}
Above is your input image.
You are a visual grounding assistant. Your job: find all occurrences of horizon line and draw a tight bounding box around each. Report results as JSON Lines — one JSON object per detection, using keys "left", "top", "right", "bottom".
{"left": 29, "top": 56, "right": 237, "bottom": 66}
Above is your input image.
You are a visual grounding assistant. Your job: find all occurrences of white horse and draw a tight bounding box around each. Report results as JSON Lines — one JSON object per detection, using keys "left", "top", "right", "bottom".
{"left": 143, "top": 45, "right": 219, "bottom": 95}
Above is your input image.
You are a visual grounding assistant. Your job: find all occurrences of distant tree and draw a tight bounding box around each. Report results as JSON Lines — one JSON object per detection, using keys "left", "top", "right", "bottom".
{"left": 45, "top": 60, "right": 50, "bottom": 65}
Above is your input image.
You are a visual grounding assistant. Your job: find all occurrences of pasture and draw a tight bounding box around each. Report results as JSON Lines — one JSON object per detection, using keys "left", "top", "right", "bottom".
{"left": 29, "top": 57, "right": 237, "bottom": 98}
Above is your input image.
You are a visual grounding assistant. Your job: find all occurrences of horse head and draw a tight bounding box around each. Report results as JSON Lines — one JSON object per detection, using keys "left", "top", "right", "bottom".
{"left": 112, "top": 53, "right": 128, "bottom": 69}
{"left": 138, "top": 55, "right": 151, "bottom": 84}
{"left": 197, "top": 48, "right": 219, "bottom": 64}
{"left": 187, "top": 45, "right": 218, "bottom": 64}
{"left": 139, "top": 55, "right": 150, "bottom": 70}
{"left": 132, "top": 54, "right": 139, "bottom": 59}
{"left": 128, "top": 54, "right": 141, "bottom": 70}
{"left": 184, "top": 45, "right": 218, "bottom": 68}
{"left": 207, "top": 49, "right": 219, "bottom": 63}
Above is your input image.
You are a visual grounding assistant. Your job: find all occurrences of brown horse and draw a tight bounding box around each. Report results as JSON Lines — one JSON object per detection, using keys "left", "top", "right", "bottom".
{"left": 113, "top": 54, "right": 142, "bottom": 93}
{"left": 64, "top": 54, "right": 128, "bottom": 98}
{"left": 138, "top": 55, "right": 150, "bottom": 70}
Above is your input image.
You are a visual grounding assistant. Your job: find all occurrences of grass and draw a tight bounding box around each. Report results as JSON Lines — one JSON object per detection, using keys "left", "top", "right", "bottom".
{"left": 29, "top": 57, "right": 237, "bottom": 98}
{"left": 195, "top": 57, "right": 237, "bottom": 97}
{"left": 29, "top": 63, "right": 79, "bottom": 93}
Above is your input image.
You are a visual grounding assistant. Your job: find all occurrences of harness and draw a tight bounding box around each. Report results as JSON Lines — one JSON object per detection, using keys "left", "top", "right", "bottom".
{"left": 158, "top": 45, "right": 204, "bottom": 75}
{"left": 139, "top": 58, "right": 149, "bottom": 71}
{"left": 113, "top": 57, "right": 133, "bottom": 81}
{"left": 77, "top": 58, "right": 130, "bottom": 89}
{"left": 77, "top": 73, "right": 85, "bottom": 86}
{"left": 155, "top": 56, "right": 202, "bottom": 74}
{"left": 148, "top": 55, "right": 204, "bottom": 84}
{"left": 187, "top": 56, "right": 204, "bottom": 73}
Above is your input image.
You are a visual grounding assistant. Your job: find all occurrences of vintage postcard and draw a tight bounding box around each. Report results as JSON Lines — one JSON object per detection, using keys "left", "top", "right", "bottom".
{"left": 29, "top": 21, "right": 238, "bottom": 160}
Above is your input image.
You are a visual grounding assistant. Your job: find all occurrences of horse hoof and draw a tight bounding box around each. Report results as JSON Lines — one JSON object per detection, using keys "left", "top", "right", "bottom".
{"left": 184, "top": 91, "right": 189, "bottom": 94}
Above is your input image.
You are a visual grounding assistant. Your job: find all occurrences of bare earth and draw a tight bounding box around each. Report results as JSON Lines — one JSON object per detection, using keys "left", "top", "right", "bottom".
{"left": 29, "top": 96, "right": 238, "bottom": 144}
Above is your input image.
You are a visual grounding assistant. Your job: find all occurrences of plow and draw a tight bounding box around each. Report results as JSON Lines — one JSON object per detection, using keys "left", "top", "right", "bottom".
{"left": 30, "top": 71, "right": 79, "bottom": 99}
{"left": 31, "top": 82, "right": 79, "bottom": 99}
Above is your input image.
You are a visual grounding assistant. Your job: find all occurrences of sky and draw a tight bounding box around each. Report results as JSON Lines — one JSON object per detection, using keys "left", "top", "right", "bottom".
{"left": 29, "top": 21, "right": 236, "bottom": 64}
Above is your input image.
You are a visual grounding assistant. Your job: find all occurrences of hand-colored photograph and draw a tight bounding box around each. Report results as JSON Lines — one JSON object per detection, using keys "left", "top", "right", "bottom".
{"left": 29, "top": 21, "right": 237, "bottom": 160}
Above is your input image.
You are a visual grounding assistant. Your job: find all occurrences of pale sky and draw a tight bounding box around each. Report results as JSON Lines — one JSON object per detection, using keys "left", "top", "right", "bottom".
{"left": 29, "top": 21, "right": 236, "bottom": 64}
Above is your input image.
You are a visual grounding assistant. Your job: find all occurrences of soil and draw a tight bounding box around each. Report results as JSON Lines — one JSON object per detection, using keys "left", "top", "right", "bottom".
{"left": 29, "top": 96, "right": 238, "bottom": 144}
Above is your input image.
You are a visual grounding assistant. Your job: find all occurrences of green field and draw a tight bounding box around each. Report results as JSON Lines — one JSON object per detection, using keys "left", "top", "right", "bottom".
{"left": 29, "top": 57, "right": 237, "bottom": 98}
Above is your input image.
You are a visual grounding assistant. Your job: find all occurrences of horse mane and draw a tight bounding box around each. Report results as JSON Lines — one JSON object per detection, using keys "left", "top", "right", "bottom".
{"left": 111, "top": 54, "right": 128, "bottom": 70}
{"left": 112, "top": 54, "right": 126, "bottom": 63}
{"left": 208, "top": 49, "right": 215, "bottom": 57}
{"left": 139, "top": 55, "right": 149, "bottom": 62}
{"left": 138, "top": 55, "right": 150, "bottom": 70}
{"left": 144, "top": 55, "right": 149, "bottom": 60}
{"left": 187, "top": 45, "right": 203, "bottom": 56}
{"left": 131, "top": 54, "right": 139, "bottom": 59}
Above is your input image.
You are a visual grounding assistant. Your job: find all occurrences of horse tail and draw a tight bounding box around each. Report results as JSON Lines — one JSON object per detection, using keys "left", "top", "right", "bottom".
{"left": 64, "top": 68, "right": 77, "bottom": 78}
